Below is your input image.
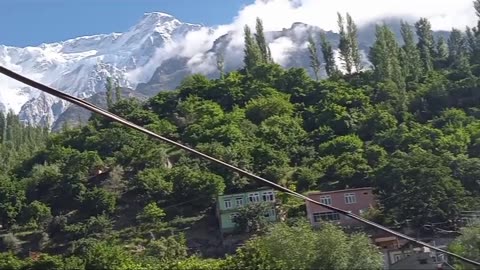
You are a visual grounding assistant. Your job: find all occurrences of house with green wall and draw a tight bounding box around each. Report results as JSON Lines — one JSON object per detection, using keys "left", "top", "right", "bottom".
{"left": 216, "top": 187, "right": 277, "bottom": 233}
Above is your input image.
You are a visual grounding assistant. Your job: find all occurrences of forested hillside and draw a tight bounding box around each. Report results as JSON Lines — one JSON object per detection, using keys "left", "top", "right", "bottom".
{"left": 1, "top": 6, "right": 480, "bottom": 270}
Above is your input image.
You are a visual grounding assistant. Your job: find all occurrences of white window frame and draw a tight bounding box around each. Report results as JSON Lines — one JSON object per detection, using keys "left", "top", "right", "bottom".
{"left": 319, "top": 195, "right": 332, "bottom": 205}
{"left": 344, "top": 193, "right": 357, "bottom": 204}
{"left": 248, "top": 192, "right": 260, "bottom": 203}
{"left": 224, "top": 199, "right": 232, "bottom": 209}
{"left": 235, "top": 197, "right": 244, "bottom": 207}
{"left": 262, "top": 191, "right": 275, "bottom": 202}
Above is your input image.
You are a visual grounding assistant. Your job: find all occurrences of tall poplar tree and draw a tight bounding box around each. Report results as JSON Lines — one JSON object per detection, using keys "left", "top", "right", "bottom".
{"left": 0, "top": 111, "right": 4, "bottom": 144}
{"left": 346, "top": 13, "right": 362, "bottom": 72}
{"left": 254, "top": 17, "right": 272, "bottom": 63}
{"left": 115, "top": 79, "right": 122, "bottom": 103}
{"left": 105, "top": 77, "right": 114, "bottom": 110}
{"left": 320, "top": 33, "right": 337, "bottom": 77}
{"left": 400, "top": 21, "right": 423, "bottom": 81}
{"left": 308, "top": 35, "right": 321, "bottom": 80}
{"left": 468, "top": 1, "right": 480, "bottom": 63}
{"left": 415, "top": 18, "right": 435, "bottom": 72}
{"left": 436, "top": 37, "right": 449, "bottom": 60}
{"left": 337, "top": 13, "right": 352, "bottom": 74}
{"left": 216, "top": 52, "right": 225, "bottom": 79}
{"left": 369, "top": 25, "right": 404, "bottom": 89}
{"left": 448, "top": 28, "right": 471, "bottom": 74}
{"left": 243, "top": 25, "right": 261, "bottom": 71}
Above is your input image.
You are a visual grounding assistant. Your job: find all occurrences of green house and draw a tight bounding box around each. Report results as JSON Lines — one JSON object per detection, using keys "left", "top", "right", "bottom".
{"left": 216, "top": 187, "right": 277, "bottom": 233}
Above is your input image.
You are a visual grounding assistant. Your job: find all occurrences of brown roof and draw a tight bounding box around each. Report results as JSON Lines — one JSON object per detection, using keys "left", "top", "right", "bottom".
{"left": 307, "top": 187, "right": 373, "bottom": 196}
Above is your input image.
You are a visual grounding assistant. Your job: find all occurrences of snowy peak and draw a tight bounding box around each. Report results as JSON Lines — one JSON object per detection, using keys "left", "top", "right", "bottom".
{"left": 0, "top": 11, "right": 204, "bottom": 127}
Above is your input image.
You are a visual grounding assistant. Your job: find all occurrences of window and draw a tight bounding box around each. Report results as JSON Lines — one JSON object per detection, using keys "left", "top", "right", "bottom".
{"left": 319, "top": 195, "right": 332, "bottom": 205}
{"left": 262, "top": 191, "right": 275, "bottom": 202}
{"left": 224, "top": 199, "right": 232, "bottom": 209}
{"left": 394, "top": 254, "right": 402, "bottom": 263}
{"left": 312, "top": 212, "right": 340, "bottom": 222}
{"left": 248, "top": 192, "right": 260, "bottom": 203}
{"left": 235, "top": 197, "right": 244, "bottom": 207}
{"left": 344, "top": 193, "right": 357, "bottom": 204}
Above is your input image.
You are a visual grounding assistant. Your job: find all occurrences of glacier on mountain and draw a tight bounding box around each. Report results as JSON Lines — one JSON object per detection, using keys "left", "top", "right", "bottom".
{"left": 0, "top": 12, "right": 204, "bottom": 127}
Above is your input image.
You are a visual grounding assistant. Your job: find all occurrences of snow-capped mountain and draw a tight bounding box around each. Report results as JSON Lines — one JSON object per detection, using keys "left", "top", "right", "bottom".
{"left": 0, "top": 12, "right": 449, "bottom": 128}
{"left": 0, "top": 12, "right": 203, "bottom": 127}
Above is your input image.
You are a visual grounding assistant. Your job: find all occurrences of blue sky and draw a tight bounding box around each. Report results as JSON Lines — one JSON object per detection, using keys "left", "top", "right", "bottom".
{"left": 0, "top": 0, "right": 253, "bottom": 47}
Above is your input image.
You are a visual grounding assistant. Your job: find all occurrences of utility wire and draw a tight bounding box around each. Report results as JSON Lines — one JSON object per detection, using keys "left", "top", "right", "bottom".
{"left": 1, "top": 65, "right": 479, "bottom": 267}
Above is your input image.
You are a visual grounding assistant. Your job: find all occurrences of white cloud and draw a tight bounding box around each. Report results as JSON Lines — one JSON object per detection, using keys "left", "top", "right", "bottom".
{"left": 269, "top": 37, "right": 296, "bottom": 65}
{"left": 142, "top": 0, "right": 479, "bottom": 76}
{"left": 226, "top": 0, "right": 477, "bottom": 32}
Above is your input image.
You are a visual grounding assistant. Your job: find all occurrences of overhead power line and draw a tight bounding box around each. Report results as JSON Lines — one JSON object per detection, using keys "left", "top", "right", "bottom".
{"left": 0, "top": 65, "right": 478, "bottom": 267}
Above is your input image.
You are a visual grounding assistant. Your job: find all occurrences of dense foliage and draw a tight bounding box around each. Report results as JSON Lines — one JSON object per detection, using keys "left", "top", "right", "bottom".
{"left": 2, "top": 6, "right": 480, "bottom": 268}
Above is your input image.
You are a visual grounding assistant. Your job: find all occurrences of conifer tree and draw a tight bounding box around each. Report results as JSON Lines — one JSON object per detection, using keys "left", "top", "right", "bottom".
{"left": 337, "top": 13, "right": 352, "bottom": 74}
{"left": 244, "top": 25, "right": 262, "bottom": 71}
{"left": 307, "top": 35, "right": 321, "bottom": 80}
{"left": 415, "top": 18, "right": 435, "bottom": 72}
{"left": 254, "top": 18, "right": 272, "bottom": 63}
{"left": 400, "top": 21, "right": 423, "bottom": 81}
{"left": 320, "top": 33, "right": 337, "bottom": 77}
{"left": 346, "top": 13, "right": 362, "bottom": 72}
{"left": 105, "top": 77, "right": 114, "bottom": 109}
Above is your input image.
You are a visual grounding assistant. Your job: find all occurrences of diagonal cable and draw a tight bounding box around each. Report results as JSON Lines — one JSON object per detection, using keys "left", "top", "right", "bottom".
{"left": 0, "top": 65, "right": 478, "bottom": 267}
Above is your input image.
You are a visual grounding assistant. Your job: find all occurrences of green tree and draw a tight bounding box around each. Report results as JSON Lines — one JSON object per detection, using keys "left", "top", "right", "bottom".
{"left": 375, "top": 147, "right": 467, "bottom": 226}
{"left": 243, "top": 25, "right": 261, "bottom": 71}
{"left": 415, "top": 18, "right": 435, "bottom": 72}
{"left": 81, "top": 188, "right": 116, "bottom": 216}
{"left": 448, "top": 221, "right": 480, "bottom": 269}
{"left": 320, "top": 33, "right": 337, "bottom": 77}
{"left": 233, "top": 202, "right": 273, "bottom": 233}
{"left": 225, "top": 221, "right": 383, "bottom": 269}
{"left": 137, "top": 202, "right": 166, "bottom": 224}
{"left": 115, "top": 80, "right": 122, "bottom": 103}
{"left": 105, "top": 77, "right": 114, "bottom": 109}
{"left": 22, "top": 200, "right": 52, "bottom": 228}
{"left": 0, "top": 176, "right": 25, "bottom": 229}
{"left": 83, "top": 242, "right": 136, "bottom": 270}
{"left": 346, "top": 13, "right": 362, "bottom": 72}
{"left": 307, "top": 35, "right": 321, "bottom": 80}
{"left": 369, "top": 25, "right": 405, "bottom": 90}
{"left": 216, "top": 51, "right": 225, "bottom": 79}
{"left": 245, "top": 93, "right": 294, "bottom": 125}
{"left": 337, "top": 13, "right": 352, "bottom": 74}
{"left": 254, "top": 17, "right": 272, "bottom": 63}
{"left": 145, "top": 235, "right": 188, "bottom": 262}
{"left": 400, "top": 21, "right": 423, "bottom": 82}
